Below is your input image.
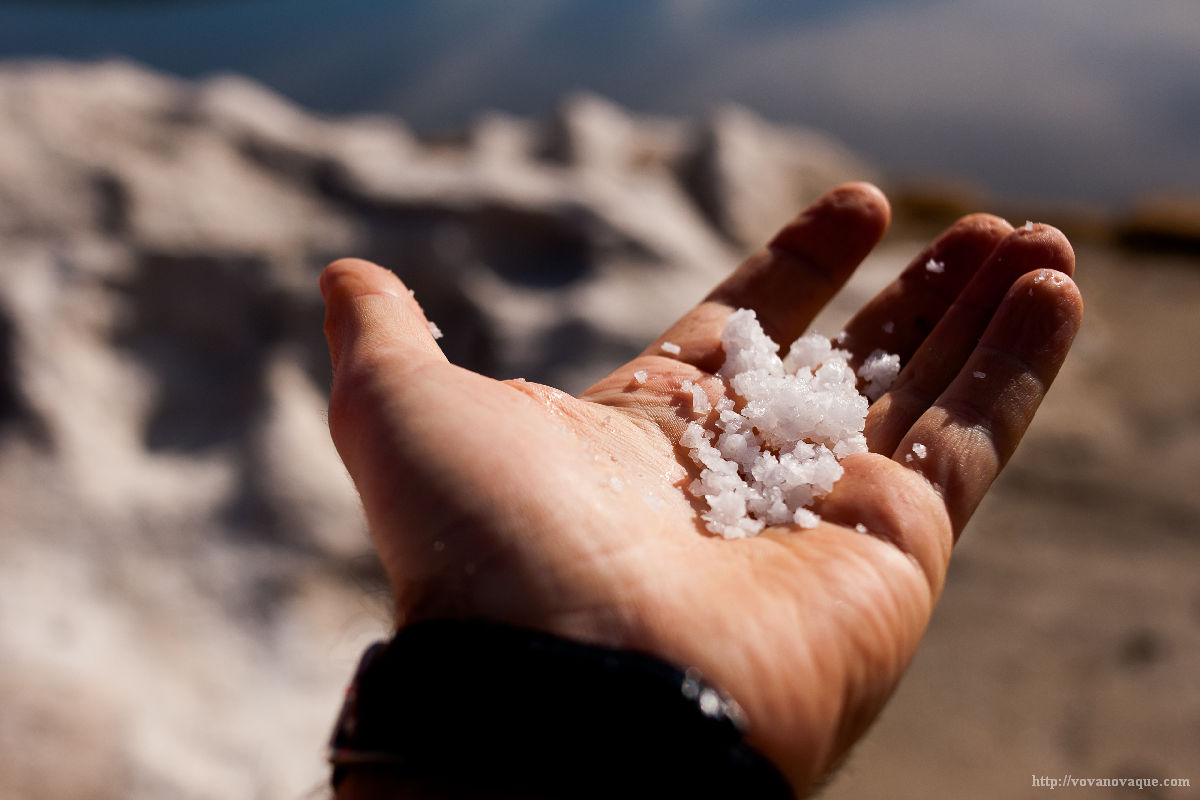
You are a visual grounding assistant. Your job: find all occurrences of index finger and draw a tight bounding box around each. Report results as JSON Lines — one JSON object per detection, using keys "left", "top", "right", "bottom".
{"left": 647, "top": 183, "right": 891, "bottom": 373}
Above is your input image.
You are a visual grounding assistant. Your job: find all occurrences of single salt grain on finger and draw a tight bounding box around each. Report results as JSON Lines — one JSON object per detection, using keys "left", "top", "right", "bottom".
{"left": 427, "top": 320, "right": 444, "bottom": 339}
{"left": 793, "top": 508, "right": 820, "bottom": 529}
{"left": 925, "top": 258, "right": 945, "bottom": 274}
{"left": 633, "top": 369, "right": 648, "bottom": 384}
{"left": 681, "top": 379, "right": 711, "bottom": 415}
{"left": 661, "top": 341, "right": 682, "bottom": 355}
{"left": 857, "top": 350, "right": 900, "bottom": 403}
{"left": 682, "top": 308, "right": 898, "bottom": 539}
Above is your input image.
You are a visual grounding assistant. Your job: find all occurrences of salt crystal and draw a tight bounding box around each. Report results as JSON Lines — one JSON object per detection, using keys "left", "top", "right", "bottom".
{"left": 857, "top": 349, "right": 900, "bottom": 402}
{"left": 1024, "top": 220, "right": 1035, "bottom": 231}
{"left": 855, "top": 523, "right": 868, "bottom": 533}
{"left": 973, "top": 370, "right": 986, "bottom": 379}
{"left": 925, "top": 258, "right": 945, "bottom": 274}
{"left": 633, "top": 369, "right": 648, "bottom": 384}
{"left": 427, "top": 320, "right": 444, "bottom": 339}
{"left": 784, "top": 333, "right": 846, "bottom": 373}
{"left": 680, "top": 379, "right": 711, "bottom": 414}
{"left": 680, "top": 422, "right": 710, "bottom": 449}
{"left": 911, "top": 442, "right": 927, "bottom": 459}
{"left": 698, "top": 688, "right": 721, "bottom": 716}
{"left": 661, "top": 341, "right": 682, "bottom": 355}
{"left": 833, "top": 433, "right": 867, "bottom": 458}
{"left": 793, "top": 508, "right": 820, "bottom": 528}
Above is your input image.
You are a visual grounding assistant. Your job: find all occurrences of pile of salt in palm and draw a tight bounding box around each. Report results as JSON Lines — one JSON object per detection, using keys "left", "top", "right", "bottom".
{"left": 681, "top": 309, "right": 899, "bottom": 538}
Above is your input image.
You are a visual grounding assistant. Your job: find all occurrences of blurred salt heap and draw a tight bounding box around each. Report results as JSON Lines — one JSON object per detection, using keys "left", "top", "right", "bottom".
{"left": 0, "top": 60, "right": 875, "bottom": 800}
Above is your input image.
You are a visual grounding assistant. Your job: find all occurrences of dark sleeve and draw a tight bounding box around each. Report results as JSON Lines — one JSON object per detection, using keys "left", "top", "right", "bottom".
{"left": 329, "top": 619, "right": 794, "bottom": 799}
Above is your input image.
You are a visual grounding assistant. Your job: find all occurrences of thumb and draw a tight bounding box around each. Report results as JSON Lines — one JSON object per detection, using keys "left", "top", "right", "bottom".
{"left": 319, "top": 258, "right": 446, "bottom": 376}
{"left": 319, "top": 258, "right": 449, "bottom": 493}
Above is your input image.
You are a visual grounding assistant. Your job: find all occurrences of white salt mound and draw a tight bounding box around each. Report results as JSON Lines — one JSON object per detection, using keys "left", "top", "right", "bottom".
{"left": 683, "top": 309, "right": 898, "bottom": 539}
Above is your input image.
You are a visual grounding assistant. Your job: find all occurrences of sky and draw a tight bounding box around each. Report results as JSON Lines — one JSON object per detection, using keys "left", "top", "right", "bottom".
{"left": 1, "top": 0, "right": 1197, "bottom": 210}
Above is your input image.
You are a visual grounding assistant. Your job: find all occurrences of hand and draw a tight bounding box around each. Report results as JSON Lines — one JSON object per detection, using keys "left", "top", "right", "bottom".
{"left": 320, "top": 183, "right": 1082, "bottom": 795}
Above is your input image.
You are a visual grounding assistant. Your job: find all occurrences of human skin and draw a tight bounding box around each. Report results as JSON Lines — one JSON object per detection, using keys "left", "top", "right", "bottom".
{"left": 322, "top": 183, "right": 1083, "bottom": 798}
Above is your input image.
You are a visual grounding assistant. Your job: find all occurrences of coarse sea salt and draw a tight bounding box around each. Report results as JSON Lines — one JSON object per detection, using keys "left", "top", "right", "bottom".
{"left": 682, "top": 309, "right": 898, "bottom": 539}
{"left": 857, "top": 349, "right": 900, "bottom": 403}
{"left": 427, "top": 320, "right": 444, "bottom": 339}
{"left": 661, "top": 341, "right": 682, "bottom": 355}
{"left": 925, "top": 258, "right": 945, "bottom": 274}
{"left": 633, "top": 369, "right": 649, "bottom": 384}
{"left": 681, "top": 379, "right": 711, "bottom": 414}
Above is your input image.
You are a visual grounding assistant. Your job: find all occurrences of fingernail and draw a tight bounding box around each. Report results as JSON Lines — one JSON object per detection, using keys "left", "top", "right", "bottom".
{"left": 1007, "top": 272, "right": 1082, "bottom": 359}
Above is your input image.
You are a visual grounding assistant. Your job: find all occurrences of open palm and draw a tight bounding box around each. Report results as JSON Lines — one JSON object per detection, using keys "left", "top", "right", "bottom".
{"left": 321, "top": 183, "right": 1082, "bottom": 795}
